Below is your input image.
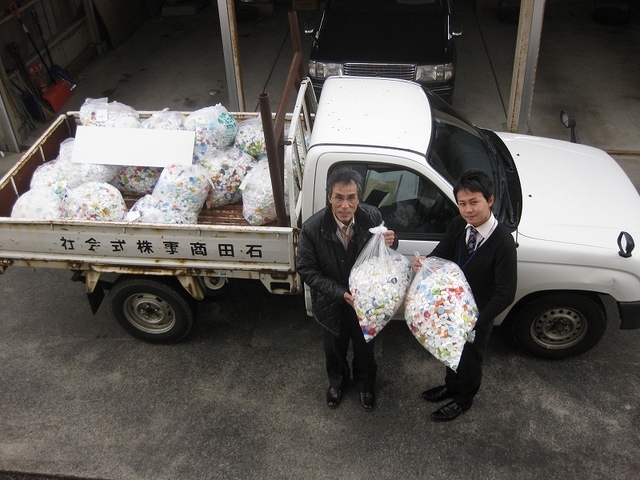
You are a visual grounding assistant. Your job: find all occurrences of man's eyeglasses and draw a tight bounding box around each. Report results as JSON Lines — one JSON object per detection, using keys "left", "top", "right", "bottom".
{"left": 330, "top": 195, "right": 359, "bottom": 205}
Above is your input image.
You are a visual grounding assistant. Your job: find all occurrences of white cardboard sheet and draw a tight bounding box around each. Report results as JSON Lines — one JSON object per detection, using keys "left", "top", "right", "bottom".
{"left": 72, "top": 126, "right": 196, "bottom": 167}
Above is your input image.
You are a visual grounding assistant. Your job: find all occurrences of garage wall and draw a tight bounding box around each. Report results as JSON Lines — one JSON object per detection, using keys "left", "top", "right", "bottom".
{"left": 0, "top": 0, "right": 160, "bottom": 152}
{"left": 0, "top": 0, "right": 86, "bottom": 73}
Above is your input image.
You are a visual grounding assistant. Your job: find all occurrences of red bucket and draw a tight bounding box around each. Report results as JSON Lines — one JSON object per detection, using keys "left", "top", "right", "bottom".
{"left": 42, "top": 79, "right": 72, "bottom": 112}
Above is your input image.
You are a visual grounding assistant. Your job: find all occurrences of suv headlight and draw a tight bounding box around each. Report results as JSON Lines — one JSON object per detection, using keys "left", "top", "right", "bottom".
{"left": 416, "top": 63, "right": 454, "bottom": 82}
{"left": 308, "top": 61, "right": 343, "bottom": 79}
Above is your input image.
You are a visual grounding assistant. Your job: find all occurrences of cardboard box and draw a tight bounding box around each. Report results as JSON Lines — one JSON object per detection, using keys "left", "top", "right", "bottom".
{"left": 292, "top": 0, "right": 318, "bottom": 10}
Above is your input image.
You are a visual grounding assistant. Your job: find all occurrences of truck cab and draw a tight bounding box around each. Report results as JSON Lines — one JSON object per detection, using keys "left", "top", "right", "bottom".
{"left": 302, "top": 76, "right": 640, "bottom": 359}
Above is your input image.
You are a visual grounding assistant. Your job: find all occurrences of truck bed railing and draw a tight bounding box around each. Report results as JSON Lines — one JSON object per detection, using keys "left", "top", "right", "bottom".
{"left": 258, "top": 11, "right": 317, "bottom": 228}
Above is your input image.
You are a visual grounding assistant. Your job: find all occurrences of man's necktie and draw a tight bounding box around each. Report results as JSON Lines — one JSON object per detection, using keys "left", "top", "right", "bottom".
{"left": 467, "top": 226, "right": 478, "bottom": 254}
{"left": 340, "top": 225, "right": 349, "bottom": 249}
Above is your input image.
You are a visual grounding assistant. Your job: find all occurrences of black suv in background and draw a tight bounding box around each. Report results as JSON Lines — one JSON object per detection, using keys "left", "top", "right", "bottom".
{"left": 306, "top": 0, "right": 461, "bottom": 103}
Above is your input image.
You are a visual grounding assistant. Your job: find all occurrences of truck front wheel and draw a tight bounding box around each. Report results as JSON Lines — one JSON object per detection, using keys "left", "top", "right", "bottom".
{"left": 512, "top": 293, "right": 607, "bottom": 359}
{"left": 108, "top": 276, "right": 195, "bottom": 343}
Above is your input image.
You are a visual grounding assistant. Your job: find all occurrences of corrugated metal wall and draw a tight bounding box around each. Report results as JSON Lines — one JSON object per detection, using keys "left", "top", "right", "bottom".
{"left": 0, "top": 0, "right": 84, "bottom": 70}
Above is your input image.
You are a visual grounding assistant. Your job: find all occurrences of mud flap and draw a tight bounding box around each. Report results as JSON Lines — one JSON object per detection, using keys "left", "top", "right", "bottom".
{"left": 87, "top": 283, "right": 105, "bottom": 314}
{"left": 71, "top": 270, "right": 106, "bottom": 314}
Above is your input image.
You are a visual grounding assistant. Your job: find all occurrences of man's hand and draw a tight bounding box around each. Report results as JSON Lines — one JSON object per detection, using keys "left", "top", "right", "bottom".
{"left": 383, "top": 230, "right": 396, "bottom": 246}
{"left": 412, "top": 255, "right": 426, "bottom": 272}
{"left": 344, "top": 291, "right": 354, "bottom": 307}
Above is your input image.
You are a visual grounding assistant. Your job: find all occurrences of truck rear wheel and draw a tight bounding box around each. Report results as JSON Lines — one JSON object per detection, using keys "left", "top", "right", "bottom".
{"left": 512, "top": 293, "right": 607, "bottom": 359}
{"left": 108, "top": 276, "right": 195, "bottom": 343}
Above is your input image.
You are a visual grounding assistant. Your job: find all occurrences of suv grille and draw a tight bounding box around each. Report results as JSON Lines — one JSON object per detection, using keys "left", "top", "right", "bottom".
{"left": 343, "top": 63, "right": 416, "bottom": 81}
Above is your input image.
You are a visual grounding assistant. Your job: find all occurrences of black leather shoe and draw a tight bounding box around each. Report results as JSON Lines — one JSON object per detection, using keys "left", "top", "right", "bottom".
{"left": 431, "top": 401, "right": 466, "bottom": 421}
{"left": 326, "top": 388, "right": 342, "bottom": 409}
{"left": 421, "top": 385, "right": 453, "bottom": 403}
{"left": 359, "top": 391, "right": 375, "bottom": 412}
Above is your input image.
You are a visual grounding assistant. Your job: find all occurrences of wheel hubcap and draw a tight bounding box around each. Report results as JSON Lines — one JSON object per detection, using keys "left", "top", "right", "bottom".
{"left": 530, "top": 307, "right": 587, "bottom": 349}
{"left": 123, "top": 293, "right": 176, "bottom": 334}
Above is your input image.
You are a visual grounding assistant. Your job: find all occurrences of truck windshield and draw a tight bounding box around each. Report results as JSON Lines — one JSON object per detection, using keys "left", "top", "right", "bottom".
{"left": 426, "top": 92, "right": 520, "bottom": 230}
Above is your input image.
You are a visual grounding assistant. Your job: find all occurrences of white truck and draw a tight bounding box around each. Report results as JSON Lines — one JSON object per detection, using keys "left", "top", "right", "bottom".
{"left": 1, "top": 75, "right": 640, "bottom": 360}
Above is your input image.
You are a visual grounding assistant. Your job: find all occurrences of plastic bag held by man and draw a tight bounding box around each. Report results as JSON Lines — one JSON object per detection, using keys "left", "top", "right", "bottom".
{"left": 404, "top": 256, "right": 479, "bottom": 371}
{"left": 349, "top": 224, "right": 412, "bottom": 342}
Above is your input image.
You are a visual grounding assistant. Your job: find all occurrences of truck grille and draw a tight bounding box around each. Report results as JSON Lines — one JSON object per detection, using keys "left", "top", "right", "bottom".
{"left": 343, "top": 63, "right": 416, "bottom": 81}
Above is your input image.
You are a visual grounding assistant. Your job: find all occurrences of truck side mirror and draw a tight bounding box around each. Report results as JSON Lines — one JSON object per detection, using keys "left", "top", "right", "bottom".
{"left": 560, "top": 110, "right": 580, "bottom": 144}
{"left": 618, "top": 231, "right": 635, "bottom": 258}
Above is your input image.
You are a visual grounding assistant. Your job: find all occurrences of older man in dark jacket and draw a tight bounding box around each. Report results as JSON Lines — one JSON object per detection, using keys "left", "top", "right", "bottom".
{"left": 297, "top": 167, "right": 397, "bottom": 411}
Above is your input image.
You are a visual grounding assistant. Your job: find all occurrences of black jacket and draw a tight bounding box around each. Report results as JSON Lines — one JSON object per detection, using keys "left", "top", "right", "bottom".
{"left": 429, "top": 215, "right": 517, "bottom": 335}
{"left": 297, "top": 203, "right": 396, "bottom": 336}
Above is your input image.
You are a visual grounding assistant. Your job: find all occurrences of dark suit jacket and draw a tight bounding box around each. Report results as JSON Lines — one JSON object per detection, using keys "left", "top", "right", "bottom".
{"left": 297, "top": 203, "right": 397, "bottom": 336}
{"left": 429, "top": 215, "right": 517, "bottom": 334}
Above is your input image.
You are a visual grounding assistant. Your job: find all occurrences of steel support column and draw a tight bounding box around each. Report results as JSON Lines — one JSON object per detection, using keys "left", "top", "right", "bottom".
{"left": 217, "top": 0, "right": 245, "bottom": 112}
{"left": 507, "top": 0, "right": 547, "bottom": 134}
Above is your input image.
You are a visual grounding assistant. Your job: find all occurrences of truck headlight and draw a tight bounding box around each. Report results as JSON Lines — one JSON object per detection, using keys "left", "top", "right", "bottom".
{"left": 308, "top": 61, "right": 343, "bottom": 79}
{"left": 416, "top": 63, "right": 454, "bottom": 82}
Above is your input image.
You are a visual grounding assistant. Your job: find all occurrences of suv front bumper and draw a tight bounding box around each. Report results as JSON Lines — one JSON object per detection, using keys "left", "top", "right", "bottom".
{"left": 310, "top": 78, "right": 455, "bottom": 104}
